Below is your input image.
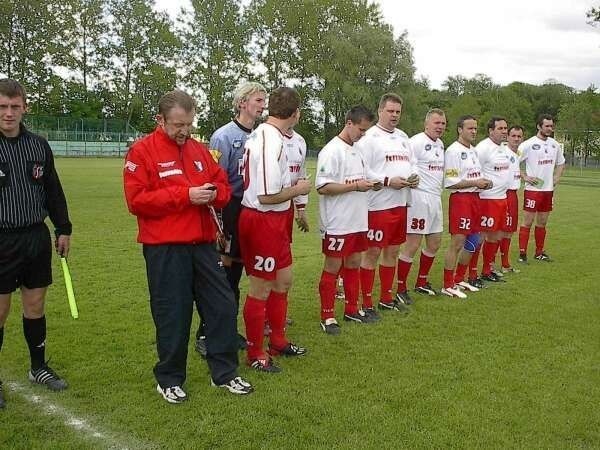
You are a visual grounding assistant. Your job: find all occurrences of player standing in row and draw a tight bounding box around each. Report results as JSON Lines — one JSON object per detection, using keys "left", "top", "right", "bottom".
{"left": 498, "top": 125, "right": 524, "bottom": 272}
{"left": 518, "top": 114, "right": 565, "bottom": 262}
{"left": 196, "top": 82, "right": 267, "bottom": 354}
{"left": 283, "top": 126, "right": 310, "bottom": 240}
{"left": 397, "top": 108, "right": 447, "bottom": 298}
{"left": 316, "top": 106, "right": 380, "bottom": 334}
{"left": 442, "top": 115, "right": 492, "bottom": 298}
{"left": 357, "top": 93, "right": 418, "bottom": 315}
{"left": 239, "top": 87, "right": 311, "bottom": 372}
{"left": 473, "top": 117, "right": 511, "bottom": 283}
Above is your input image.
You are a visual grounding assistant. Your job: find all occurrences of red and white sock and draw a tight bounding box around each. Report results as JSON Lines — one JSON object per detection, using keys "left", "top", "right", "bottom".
{"left": 482, "top": 240, "right": 499, "bottom": 276}
{"left": 396, "top": 255, "right": 412, "bottom": 293}
{"left": 379, "top": 264, "right": 395, "bottom": 301}
{"left": 342, "top": 267, "right": 360, "bottom": 315}
{"left": 500, "top": 237, "right": 511, "bottom": 268}
{"left": 319, "top": 271, "right": 337, "bottom": 320}
{"left": 415, "top": 249, "right": 435, "bottom": 288}
{"left": 266, "top": 290, "right": 288, "bottom": 350}
{"left": 519, "top": 226, "right": 530, "bottom": 254}
{"left": 359, "top": 267, "right": 375, "bottom": 309}
{"left": 243, "top": 295, "right": 267, "bottom": 361}
{"left": 534, "top": 226, "right": 546, "bottom": 255}
{"left": 469, "top": 245, "right": 481, "bottom": 280}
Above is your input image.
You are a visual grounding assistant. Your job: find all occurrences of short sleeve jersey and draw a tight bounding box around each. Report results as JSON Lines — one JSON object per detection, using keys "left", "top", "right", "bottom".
{"left": 443, "top": 141, "right": 482, "bottom": 193}
{"left": 283, "top": 131, "right": 308, "bottom": 208}
{"left": 409, "top": 132, "right": 445, "bottom": 196}
{"left": 518, "top": 135, "right": 565, "bottom": 192}
{"left": 209, "top": 120, "right": 252, "bottom": 198}
{"left": 505, "top": 144, "right": 521, "bottom": 190}
{"left": 475, "top": 138, "right": 512, "bottom": 200}
{"left": 356, "top": 125, "right": 415, "bottom": 211}
{"left": 241, "top": 123, "right": 291, "bottom": 212}
{"left": 316, "top": 136, "right": 369, "bottom": 235}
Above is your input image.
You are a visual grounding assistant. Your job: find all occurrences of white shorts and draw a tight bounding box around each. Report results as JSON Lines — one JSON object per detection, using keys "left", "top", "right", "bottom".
{"left": 406, "top": 190, "right": 443, "bottom": 235}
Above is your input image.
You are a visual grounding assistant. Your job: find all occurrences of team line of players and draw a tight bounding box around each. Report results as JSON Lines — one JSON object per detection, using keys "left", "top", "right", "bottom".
{"left": 211, "top": 85, "right": 564, "bottom": 373}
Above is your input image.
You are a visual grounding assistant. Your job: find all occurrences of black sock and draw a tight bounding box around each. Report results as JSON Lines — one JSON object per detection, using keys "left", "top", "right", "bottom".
{"left": 23, "top": 316, "right": 46, "bottom": 371}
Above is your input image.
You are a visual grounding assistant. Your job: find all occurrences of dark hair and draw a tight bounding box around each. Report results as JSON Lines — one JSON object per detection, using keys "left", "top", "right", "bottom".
{"left": 158, "top": 90, "right": 196, "bottom": 117}
{"left": 378, "top": 92, "right": 403, "bottom": 110}
{"left": 487, "top": 116, "right": 507, "bottom": 132}
{"left": 536, "top": 113, "right": 554, "bottom": 127}
{"left": 0, "top": 78, "right": 27, "bottom": 103}
{"left": 346, "top": 105, "right": 375, "bottom": 123}
{"left": 457, "top": 115, "right": 477, "bottom": 129}
{"left": 268, "top": 87, "right": 300, "bottom": 119}
{"left": 508, "top": 125, "right": 524, "bottom": 134}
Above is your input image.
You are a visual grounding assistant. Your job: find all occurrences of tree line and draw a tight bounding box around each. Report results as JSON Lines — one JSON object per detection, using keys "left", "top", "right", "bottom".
{"left": 1, "top": 0, "right": 599, "bottom": 161}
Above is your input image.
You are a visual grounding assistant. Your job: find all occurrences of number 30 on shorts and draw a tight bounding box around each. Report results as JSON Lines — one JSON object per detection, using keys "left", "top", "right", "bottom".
{"left": 254, "top": 255, "right": 275, "bottom": 272}
{"left": 367, "top": 229, "right": 383, "bottom": 242}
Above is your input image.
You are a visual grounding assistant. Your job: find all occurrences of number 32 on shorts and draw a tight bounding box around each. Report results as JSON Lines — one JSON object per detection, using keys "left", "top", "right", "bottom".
{"left": 254, "top": 255, "right": 275, "bottom": 272}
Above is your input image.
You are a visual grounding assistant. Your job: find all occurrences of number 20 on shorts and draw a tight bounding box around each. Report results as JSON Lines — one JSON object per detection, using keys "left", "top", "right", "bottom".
{"left": 254, "top": 255, "right": 275, "bottom": 272}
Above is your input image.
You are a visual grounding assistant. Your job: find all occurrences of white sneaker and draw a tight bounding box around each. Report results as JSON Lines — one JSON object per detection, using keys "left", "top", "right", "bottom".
{"left": 211, "top": 376, "right": 254, "bottom": 395}
{"left": 156, "top": 384, "right": 187, "bottom": 404}
{"left": 441, "top": 286, "right": 468, "bottom": 299}
{"left": 457, "top": 281, "right": 480, "bottom": 292}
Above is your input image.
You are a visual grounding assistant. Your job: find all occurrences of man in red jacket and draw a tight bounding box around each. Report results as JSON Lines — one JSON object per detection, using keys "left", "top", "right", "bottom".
{"left": 124, "top": 90, "right": 253, "bottom": 402}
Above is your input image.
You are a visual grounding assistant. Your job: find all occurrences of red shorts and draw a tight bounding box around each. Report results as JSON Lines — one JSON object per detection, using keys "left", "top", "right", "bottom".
{"left": 322, "top": 232, "right": 368, "bottom": 257}
{"left": 479, "top": 198, "right": 507, "bottom": 232}
{"left": 502, "top": 189, "right": 519, "bottom": 232}
{"left": 367, "top": 206, "right": 407, "bottom": 248}
{"left": 523, "top": 190, "right": 553, "bottom": 213}
{"left": 448, "top": 192, "right": 481, "bottom": 235}
{"left": 238, "top": 207, "right": 292, "bottom": 280}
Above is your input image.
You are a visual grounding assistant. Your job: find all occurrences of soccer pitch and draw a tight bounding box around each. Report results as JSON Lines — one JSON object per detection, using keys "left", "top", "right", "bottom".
{"left": 1, "top": 158, "right": 599, "bottom": 449}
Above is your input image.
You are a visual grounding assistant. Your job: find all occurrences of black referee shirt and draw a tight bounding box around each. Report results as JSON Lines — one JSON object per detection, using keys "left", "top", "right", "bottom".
{"left": 0, "top": 124, "right": 72, "bottom": 235}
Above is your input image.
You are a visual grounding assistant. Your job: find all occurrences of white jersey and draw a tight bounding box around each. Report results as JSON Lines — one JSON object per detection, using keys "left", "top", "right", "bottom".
{"left": 475, "top": 138, "right": 512, "bottom": 200}
{"left": 410, "top": 132, "right": 445, "bottom": 196}
{"left": 444, "top": 141, "right": 482, "bottom": 193}
{"left": 356, "top": 125, "right": 415, "bottom": 211}
{"left": 283, "top": 130, "right": 308, "bottom": 208}
{"left": 505, "top": 144, "right": 521, "bottom": 190}
{"left": 518, "top": 135, "right": 565, "bottom": 192}
{"left": 241, "top": 123, "right": 291, "bottom": 212}
{"left": 316, "top": 136, "right": 369, "bottom": 235}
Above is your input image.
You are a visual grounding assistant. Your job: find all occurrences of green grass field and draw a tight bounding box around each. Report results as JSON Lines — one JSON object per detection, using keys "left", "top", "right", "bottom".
{"left": 1, "top": 159, "right": 599, "bottom": 449}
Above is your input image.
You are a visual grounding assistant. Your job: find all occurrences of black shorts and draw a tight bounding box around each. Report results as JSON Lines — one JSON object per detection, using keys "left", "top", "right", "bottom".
{"left": 0, "top": 223, "right": 52, "bottom": 294}
{"left": 220, "top": 196, "right": 242, "bottom": 259}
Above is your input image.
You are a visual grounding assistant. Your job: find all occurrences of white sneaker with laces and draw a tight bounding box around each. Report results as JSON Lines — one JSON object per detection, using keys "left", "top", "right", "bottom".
{"left": 457, "top": 280, "right": 480, "bottom": 292}
{"left": 441, "top": 286, "right": 468, "bottom": 299}
{"left": 211, "top": 376, "right": 254, "bottom": 395}
{"left": 156, "top": 384, "right": 187, "bottom": 404}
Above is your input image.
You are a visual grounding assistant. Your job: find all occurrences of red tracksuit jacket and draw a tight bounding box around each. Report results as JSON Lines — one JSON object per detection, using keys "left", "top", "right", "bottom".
{"left": 123, "top": 127, "right": 231, "bottom": 244}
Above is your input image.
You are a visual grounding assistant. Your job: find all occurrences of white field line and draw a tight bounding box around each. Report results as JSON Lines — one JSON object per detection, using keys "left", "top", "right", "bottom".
{"left": 7, "top": 381, "right": 154, "bottom": 450}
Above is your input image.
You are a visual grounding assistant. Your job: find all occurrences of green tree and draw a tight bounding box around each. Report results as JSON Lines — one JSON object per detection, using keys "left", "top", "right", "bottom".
{"left": 54, "top": 0, "right": 107, "bottom": 92}
{"left": 0, "top": 1, "right": 66, "bottom": 113}
{"left": 178, "top": 0, "right": 250, "bottom": 137}
{"left": 557, "top": 88, "right": 600, "bottom": 165}
{"left": 106, "top": 0, "right": 180, "bottom": 131}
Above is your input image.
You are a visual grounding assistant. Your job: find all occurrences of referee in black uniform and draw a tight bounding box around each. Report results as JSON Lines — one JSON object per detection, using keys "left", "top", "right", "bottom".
{"left": 0, "top": 79, "right": 72, "bottom": 409}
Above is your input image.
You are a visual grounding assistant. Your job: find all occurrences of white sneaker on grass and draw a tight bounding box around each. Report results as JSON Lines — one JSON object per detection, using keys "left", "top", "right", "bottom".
{"left": 441, "top": 286, "right": 468, "bottom": 299}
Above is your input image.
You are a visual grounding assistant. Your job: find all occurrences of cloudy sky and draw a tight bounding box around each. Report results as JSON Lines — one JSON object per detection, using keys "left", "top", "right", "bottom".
{"left": 155, "top": 0, "right": 600, "bottom": 90}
